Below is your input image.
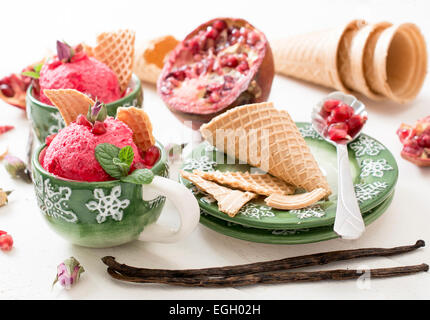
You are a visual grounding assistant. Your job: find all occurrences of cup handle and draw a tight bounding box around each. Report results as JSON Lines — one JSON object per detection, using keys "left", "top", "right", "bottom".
{"left": 138, "top": 176, "right": 200, "bottom": 243}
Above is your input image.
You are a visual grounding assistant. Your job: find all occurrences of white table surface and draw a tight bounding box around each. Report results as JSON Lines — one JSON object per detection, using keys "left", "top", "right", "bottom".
{"left": 1, "top": 0, "right": 429, "bottom": 300}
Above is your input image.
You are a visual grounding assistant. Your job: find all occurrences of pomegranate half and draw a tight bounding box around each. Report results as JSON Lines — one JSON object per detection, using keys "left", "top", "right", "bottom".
{"left": 157, "top": 18, "right": 274, "bottom": 127}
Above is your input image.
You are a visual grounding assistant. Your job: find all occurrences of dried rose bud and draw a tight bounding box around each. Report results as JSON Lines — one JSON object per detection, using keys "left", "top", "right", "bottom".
{"left": 86, "top": 100, "right": 107, "bottom": 124}
{"left": 3, "top": 155, "right": 32, "bottom": 183}
{"left": 56, "top": 40, "right": 75, "bottom": 63}
{"left": 53, "top": 257, "right": 85, "bottom": 290}
{"left": 0, "top": 189, "right": 12, "bottom": 207}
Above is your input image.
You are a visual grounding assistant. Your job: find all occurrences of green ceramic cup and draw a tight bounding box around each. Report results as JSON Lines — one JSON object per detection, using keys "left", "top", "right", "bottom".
{"left": 26, "top": 74, "right": 143, "bottom": 143}
{"left": 31, "top": 141, "right": 200, "bottom": 248}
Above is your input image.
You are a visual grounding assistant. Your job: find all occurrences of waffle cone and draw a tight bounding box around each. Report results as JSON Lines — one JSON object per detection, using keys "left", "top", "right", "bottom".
{"left": 181, "top": 170, "right": 256, "bottom": 217}
{"left": 116, "top": 107, "right": 155, "bottom": 152}
{"left": 94, "top": 29, "right": 136, "bottom": 92}
{"left": 44, "top": 89, "right": 94, "bottom": 125}
{"left": 200, "top": 102, "right": 331, "bottom": 195}
{"left": 272, "top": 20, "right": 365, "bottom": 92}
{"left": 134, "top": 35, "right": 179, "bottom": 85}
{"left": 364, "top": 23, "right": 427, "bottom": 103}
{"left": 265, "top": 188, "right": 327, "bottom": 210}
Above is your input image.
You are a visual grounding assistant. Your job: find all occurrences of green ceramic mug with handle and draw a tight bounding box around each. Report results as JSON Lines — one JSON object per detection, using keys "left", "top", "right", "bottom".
{"left": 26, "top": 74, "right": 143, "bottom": 143}
{"left": 31, "top": 141, "right": 200, "bottom": 248}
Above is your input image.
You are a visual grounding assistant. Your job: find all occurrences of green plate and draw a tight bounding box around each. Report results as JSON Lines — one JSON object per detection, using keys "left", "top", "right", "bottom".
{"left": 180, "top": 122, "right": 398, "bottom": 230}
{"left": 199, "top": 191, "right": 394, "bottom": 245}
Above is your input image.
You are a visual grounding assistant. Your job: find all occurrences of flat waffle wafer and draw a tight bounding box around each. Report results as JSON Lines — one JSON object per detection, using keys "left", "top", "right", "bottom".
{"left": 181, "top": 170, "right": 256, "bottom": 217}
{"left": 264, "top": 188, "right": 327, "bottom": 210}
{"left": 44, "top": 89, "right": 94, "bottom": 125}
{"left": 193, "top": 169, "right": 295, "bottom": 196}
{"left": 116, "top": 107, "right": 155, "bottom": 152}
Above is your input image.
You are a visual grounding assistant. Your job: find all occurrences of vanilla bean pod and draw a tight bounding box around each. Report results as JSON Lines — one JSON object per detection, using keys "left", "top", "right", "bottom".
{"left": 106, "top": 264, "right": 428, "bottom": 287}
{"left": 102, "top": 240, "right": 425, "bottom": 278}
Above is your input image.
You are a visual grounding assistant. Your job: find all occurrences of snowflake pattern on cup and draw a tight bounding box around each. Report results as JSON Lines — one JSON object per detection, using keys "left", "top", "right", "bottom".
{"left": 182, "top": 156, "right": 217, "bottom": 172}
{"left": 354, "top": 182, "right": 388, "bottom": 203}
{"left": 350, "top": 135, "right": 385, "bottom": 157}
{"left": 33, "top": 174, "right": 78, "bottom": 223}
{"left": 360, "top": 159, "right": 393, "bottom": 178}
{"left": 48, "top": 112, "right": 65, "bottom": 135}
{"left": 238, "top": 203, "right": 275, "bottom": 219}
{"left": 86, "top": 186, "right": 130, "bottom": 224}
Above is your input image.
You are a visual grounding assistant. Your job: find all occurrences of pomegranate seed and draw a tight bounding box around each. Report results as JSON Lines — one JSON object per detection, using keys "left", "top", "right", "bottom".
{"left": 206, "top": 27, "right": 219, "bottom": 40}
{"left": 45, "top": 133, "right": 57, "bottom": 146}
{"left": 169, "top": 69, "right": 186, "bottom": 81}
{"left": 239, "top": 27, "right": 248, "bottom": 36}
{"left": 330, "top": 104, "right": 354, "bottom": 123}
{"left": 189, "top": 40, "right": 200, "bottom": 55}
{"left": 224, "top": 56, "right": 239, "bottom": 68}
{"left": 75, "top": 114, "right": 92, "bottom": 128}
{"left": 322, "top": 99, "right": 341, "bottom": 114}
{"left": 397, "top": 127, "right": 413, "bottom": 144}
{"left": 213, "top": 20, "right": 227, "bottom": 31}
{"left": 247, "top": 31, "right": 260, "bottom": 45}
{"left": 403, "top": 140, "right": 423, "bottom": 156}
{"left": 231, "top": 28, "right": 240, "bottom": 37}
{"left": 0, "top": 233, "right": 13, "bottom": 252}
{"left": 346, "top": 114, "right": 365, "bottom": 137}
{"left": 0, "top": 84, "right": 14, "bottom": 97}
{"left": 143, "top": 146, "right": 160, "bottom": 168}
{"left": 92, "top": 121, "right": 107, "bottom": 135}
{"left": 328, "top": 123, "right": 349, "bottom": 141}
{"left": 0, "top": 230, "right": 6, "bottom": 236}
{"left": 417, "top": 134, "right": 430, "bottom": 148}
{"left": 237, "top": 61, "right": 249, "bottom": 72}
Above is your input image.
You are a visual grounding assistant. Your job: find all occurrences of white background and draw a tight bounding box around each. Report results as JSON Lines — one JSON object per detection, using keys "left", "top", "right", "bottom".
{"left": 0, "top": 0, "right": 429, "bottom": 299}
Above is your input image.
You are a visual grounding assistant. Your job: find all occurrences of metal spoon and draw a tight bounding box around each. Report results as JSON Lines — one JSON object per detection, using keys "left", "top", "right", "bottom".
{"left": 312, "top": 91, "right": 368, "bottom": 240}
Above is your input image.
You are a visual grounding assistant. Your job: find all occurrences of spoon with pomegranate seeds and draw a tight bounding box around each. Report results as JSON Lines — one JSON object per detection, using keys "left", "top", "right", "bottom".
{"left": 312, "top": 92, "right": 368, "bottom": 240}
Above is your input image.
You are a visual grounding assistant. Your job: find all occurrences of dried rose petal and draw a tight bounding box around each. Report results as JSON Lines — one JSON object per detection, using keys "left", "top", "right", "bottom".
{"left": 0, "top": 126, "right": 14, "bottom": 135}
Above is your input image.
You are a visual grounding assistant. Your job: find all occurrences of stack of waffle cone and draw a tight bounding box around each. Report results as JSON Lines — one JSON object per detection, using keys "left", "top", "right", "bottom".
{"left": 200, "top": 102, "right": 331, "bottom": 195}
{"left": 272, "top": 20, "right": 427, "bottom": 103}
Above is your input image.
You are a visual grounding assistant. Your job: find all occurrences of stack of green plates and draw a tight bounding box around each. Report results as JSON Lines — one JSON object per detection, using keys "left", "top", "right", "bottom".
{"left": 180, "top": 123, "right": 398, "bottom": 244}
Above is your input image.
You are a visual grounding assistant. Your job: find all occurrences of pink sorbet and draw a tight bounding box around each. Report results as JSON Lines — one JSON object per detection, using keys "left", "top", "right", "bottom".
{"left": 42, "top": 117, "right": 144, "bottom": 182}
{"left": 39, "top": 54, "right": 121, "bottom": 105}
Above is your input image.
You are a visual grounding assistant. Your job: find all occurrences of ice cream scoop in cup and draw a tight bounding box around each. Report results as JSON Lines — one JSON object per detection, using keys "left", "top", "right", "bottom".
{"left": 312, "top": 91, "right": 368, "bottom": 240}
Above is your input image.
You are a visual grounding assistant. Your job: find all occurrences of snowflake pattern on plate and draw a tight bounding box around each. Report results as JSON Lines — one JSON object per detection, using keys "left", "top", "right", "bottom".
{"left": 183, "top": 156, "right": 217, "bottom": 172}
{"left": 34, "top": 175, "right": 78, "bottom": 223}
{"left": 354, "top": 182, "right": 388, "bottom": 203}
{"left": 360, "top": 159, "right": 393, "bottom": 178}
{"left": 289, "top": 205, "right": 325, "bottom": 219}
{"left": 350, "top": 135, "right": 385, "bottom": 157}
{"left": 238, "top": 203, "right": 275, "bottom": 219}
{"left": 86, "top": 186, "right": 130, "bottom": 224}
{"left": 299, "top": 124, "right": 324, "bottom": 140}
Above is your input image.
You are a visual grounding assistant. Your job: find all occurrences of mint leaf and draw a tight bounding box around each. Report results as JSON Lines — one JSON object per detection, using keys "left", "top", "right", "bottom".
{"left": 34, "top": 63, "right": 43, "bottom": 73}
{"left": 113, "top": 157, "right": 130, "bottom": 176}
{"left": 120, "top": 169, "right": 154, "bottom": 185}
{"left": 94, "top": 143, "right": 123, "bottom": 179}
{"left": 22, "top": 71, "right": 40, "bottom": 79}
{"left": 119, "top": 146, "right": 134, "bottom": 167}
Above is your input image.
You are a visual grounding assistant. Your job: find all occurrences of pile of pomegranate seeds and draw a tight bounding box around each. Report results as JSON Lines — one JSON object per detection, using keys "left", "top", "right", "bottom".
{"left": 160, "top": 19, "right": 262, "bottom": 105}
{"left": 0, "top": 231, "right": 13, "bottom": 252}
{"left": 142, "top": 146, "right": 160, "bottom": 168}
{"left": 397, "top": 116, "right": 430, "bottom": 166}
{"left": 320, "top": 99, "right": 367, "bottom": 142}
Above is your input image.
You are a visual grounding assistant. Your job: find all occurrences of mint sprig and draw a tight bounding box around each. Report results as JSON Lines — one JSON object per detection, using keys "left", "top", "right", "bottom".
{"left": 95, "top": 143, "right": 154, "bottom": 184}
{"left": 22, "top": 63, "right": 43, "bottom": 79}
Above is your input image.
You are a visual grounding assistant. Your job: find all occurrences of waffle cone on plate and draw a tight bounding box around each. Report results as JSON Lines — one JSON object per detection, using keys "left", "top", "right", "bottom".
{"left": 273, "top": 20, "right": 427, "bottom": 103}
{"left": 200, "top": 102, "right": 331, "bottom": 195}
{"left": 44, "top": 89, "right": 94, "bottom": 125}
{"left": 134, "top": 35, "right": 179, "bottom": 85}
{"left": 116, "top": 107, "right": 155, "bottom": 152}
{"left": 181, "top": 170, "right": 256, "bottom": 217}
{"left": 93, "top": 29, "right": 136, "bottom": 92}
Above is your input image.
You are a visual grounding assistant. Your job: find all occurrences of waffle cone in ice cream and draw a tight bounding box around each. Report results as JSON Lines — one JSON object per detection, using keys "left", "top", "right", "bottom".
{"left": 200, "top": 102, "right": 331, "bottom": 195}
{"left": 134, "top": 35, "right": 179, "bottom": 85}
{"left": 94, "top": 29, "right": 136, "bottom": 92}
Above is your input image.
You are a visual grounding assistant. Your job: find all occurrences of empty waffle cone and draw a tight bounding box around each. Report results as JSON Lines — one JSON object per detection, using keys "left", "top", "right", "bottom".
{"left": 134, "top": 35, "right": 179, "bottom": 85}
{"left": 116, "top": 107, "right": 155, "bottom": 152}
{"left": 200, "top": 102, "right": 331, "bottom": 195}
{"left": 364, "top": 23, "right": 427, "bottom": 103}
{"left": 272, "top": 20, "right": 366, "bottom": 92}
{"left": 44, "top": 89, "right": 94, "bottom": 125}
{"left": 94, "top": 29, "right": 136, "bottom": 92}
{"left": 192, "top": 169, "right": 295, "bottom": 196}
